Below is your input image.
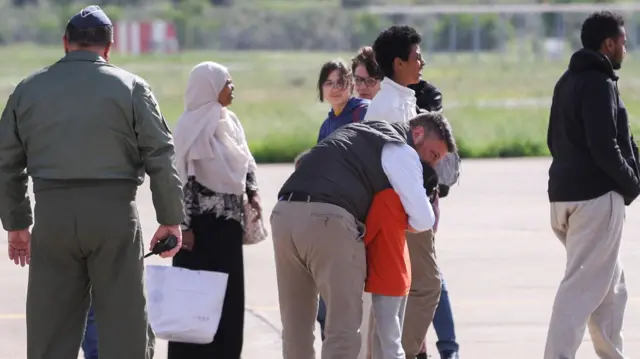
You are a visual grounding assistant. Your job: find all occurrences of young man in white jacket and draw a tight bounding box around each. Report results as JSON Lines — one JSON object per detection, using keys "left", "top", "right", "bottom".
{"left": 364, "top": 25, "right": 423, "bottom": 126}
{"left": 363, "top": 25, "right": 445, "bottom": 359}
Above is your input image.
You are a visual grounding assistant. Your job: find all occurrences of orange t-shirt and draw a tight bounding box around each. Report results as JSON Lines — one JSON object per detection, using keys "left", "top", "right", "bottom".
{"left": 363, "top": 188, "right": 411, "bottom": 296}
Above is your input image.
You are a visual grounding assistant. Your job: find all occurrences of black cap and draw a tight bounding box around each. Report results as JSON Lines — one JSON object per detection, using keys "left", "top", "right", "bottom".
{"left": 68, "top": 5, "right": 112, "bottom": 29}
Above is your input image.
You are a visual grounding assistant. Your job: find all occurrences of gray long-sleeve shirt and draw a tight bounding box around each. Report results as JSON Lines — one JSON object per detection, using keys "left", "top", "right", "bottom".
{"left": 0, "top": 50, "right": 184, "bottom": 230}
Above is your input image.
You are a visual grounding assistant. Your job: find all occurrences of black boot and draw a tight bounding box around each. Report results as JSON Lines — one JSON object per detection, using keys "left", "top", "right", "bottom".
{"left": 440, "top": 350, "right": 459, "bottom": 359}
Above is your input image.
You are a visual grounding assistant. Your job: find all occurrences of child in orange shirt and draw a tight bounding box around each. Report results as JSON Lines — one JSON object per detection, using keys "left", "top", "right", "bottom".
{"left": 364, "top": 189, "right": 412, "bottom": 297}
{"left": 364, "top": 165, "right": 438, "bottom": 359}
{"left": 364, "top": 188, "right": 411, "bottom": 359}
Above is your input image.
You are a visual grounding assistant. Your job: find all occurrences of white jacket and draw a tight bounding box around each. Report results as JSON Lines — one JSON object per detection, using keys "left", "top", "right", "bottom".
{"left": 363, "top": 77, "right": 417, "bottom": 124}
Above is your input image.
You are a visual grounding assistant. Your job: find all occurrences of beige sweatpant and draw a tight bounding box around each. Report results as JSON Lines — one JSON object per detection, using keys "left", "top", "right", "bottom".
{"left": 544, "top": 191, "right": 628, "bottom": 359}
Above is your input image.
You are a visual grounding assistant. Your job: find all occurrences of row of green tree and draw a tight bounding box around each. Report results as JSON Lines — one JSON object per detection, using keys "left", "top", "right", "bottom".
{"left": 5, "top": 0, "right": 621, "bottom": 51}
{"left": 11, "top": 0, "right": 617, "bottom": 7}
{"left": 12, "top": 0, "right": 231, "bottom": 6}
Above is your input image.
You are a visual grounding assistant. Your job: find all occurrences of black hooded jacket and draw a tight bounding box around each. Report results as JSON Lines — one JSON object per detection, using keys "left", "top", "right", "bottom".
{"left": 409, "top": 80, "right": 450, "bottom": 198}
{"left": 409, "top": 80, "right": 443, "bottom": 113}
{"left": 547, "top": 48, "right": 640, "bottom": 205}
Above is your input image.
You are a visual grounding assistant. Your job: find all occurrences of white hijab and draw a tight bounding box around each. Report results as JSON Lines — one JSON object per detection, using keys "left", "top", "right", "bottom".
{"left": 173, "top": 61, "right": 256, "bottom": 195}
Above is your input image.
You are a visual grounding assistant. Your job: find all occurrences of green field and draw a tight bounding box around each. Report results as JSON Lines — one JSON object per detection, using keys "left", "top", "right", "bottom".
{"left": 1, "top": 44, "right": 640, "bottom": 162}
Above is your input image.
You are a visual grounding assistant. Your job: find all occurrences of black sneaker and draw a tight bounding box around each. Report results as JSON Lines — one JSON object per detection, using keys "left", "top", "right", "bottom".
{"left": 440, "top": 351, "right": 459, "bottom": 359}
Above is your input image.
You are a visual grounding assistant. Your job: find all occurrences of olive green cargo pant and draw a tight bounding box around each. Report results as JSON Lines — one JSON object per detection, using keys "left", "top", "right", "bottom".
{"left": 26, "top": 180, "right": 154, "bottom": 359}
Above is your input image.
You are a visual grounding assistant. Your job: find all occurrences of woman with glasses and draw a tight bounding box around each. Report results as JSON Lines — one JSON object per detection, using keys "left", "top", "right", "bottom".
{"left": 316, "top": 59, "right": 369, "bottom": 142}
{"left": 351, "top": 46, "right": 383, "bottom": 100}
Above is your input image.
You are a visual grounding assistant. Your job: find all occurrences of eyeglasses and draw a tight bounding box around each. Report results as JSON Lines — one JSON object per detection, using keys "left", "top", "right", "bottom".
{"left": 354, "top": 76, "right": 379, "bottom": 88}
{"left": 323, "top": 80, "right": 349, "bottom": 90}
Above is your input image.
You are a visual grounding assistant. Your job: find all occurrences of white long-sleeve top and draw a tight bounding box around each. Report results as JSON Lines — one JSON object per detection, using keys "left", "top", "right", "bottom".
{"left": 364, "top": 77, "right": 418, "bottom": 124}
{"left": 380, "top": 142, "right": 435, "bottom": 232}
{"left": 365, "top": 78, "right": 434, "bottom": 232}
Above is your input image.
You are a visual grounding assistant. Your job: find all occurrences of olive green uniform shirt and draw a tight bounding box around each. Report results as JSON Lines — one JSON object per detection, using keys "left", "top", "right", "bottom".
{"left": 0, "top": 50, "right": 184, "bottom": 230}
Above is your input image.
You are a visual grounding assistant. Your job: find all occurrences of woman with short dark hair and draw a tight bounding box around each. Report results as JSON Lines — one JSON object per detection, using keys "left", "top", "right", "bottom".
{"left": 316, "top": 59, "right": 369, "bottom": 142}
{"left": 351, "top": 46, "right": 383, "bottom": 100}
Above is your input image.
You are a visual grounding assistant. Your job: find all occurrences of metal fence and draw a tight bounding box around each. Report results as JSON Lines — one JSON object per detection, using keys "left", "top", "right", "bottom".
{"left": 1, "top": 2, "right": 640, "bottom": 63}
{"left": 371, "top": 3, "right": 640, "bottom": 64}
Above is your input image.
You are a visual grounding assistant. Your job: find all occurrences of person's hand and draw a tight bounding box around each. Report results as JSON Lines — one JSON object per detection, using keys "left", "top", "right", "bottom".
{"left": 249, "top": 193, "right": 262, "bottom": 222}
{"left": 8, "top": 228, "right": 30, "bottom": 267}
{"left": 149, "top": 225, "right": 182, "bottom": 258}
{"left": 181, "top": 230, "right": 195, "bottom": 251}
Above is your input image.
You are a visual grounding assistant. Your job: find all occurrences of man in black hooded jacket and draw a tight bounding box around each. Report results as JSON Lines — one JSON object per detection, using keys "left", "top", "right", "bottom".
{"left": 544, "top": 10, "right": 640, "bottom": 359}
{"left": 408, "top": 80, "right": 460, "bottom": 359}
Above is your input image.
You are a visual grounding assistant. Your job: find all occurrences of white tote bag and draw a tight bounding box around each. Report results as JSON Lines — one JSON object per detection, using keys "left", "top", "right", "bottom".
{"left": 145, "top": 265, "right": 229, "bottom": 344}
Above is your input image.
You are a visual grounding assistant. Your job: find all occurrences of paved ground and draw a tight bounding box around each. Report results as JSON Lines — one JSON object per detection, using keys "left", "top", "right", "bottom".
{"left": 1, "top": 157, "right": 640, "bottom": 358}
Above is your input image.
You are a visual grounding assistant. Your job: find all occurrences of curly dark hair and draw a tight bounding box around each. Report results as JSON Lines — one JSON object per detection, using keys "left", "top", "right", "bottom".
{"left": 409, "top": 112, "right": 457, "bottom": 153}
{"left": 351, "top": 46, "right": 383, "bottom": 80}
{"left": 316, "top": 60, "right": 352, "bottom": 102}
{"left": 372, "top": 25, "right": 422, "bottom": 79}
{"left": 581, "top": 11, "right": 625, "bottom": 51}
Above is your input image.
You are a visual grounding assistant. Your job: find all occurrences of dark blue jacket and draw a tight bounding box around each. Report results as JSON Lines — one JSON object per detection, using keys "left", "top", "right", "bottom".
{"left": 317, "top": 97, "right": 369, "bottom": 142}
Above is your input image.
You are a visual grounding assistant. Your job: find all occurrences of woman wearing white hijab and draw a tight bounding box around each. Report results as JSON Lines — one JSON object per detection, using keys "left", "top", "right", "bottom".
{"left": 168, "top": 61, "right": 261, "bottom": 359}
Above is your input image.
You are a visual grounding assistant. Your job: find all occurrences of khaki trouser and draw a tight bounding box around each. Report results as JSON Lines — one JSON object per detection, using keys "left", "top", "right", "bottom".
{"left": 401, "top": 229, "right": 442, "bottom": 358}
{"left": 544, "top": 191, "right": 627, "bottom": 359}
{"left": 271, "top": 200, "right": 366, "bottom": 359}
{"left": 26, "top": 180, "right": 154, "bottom": 359}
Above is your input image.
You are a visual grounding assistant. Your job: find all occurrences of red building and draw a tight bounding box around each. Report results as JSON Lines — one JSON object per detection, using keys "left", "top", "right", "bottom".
{"left": 113, "top": 20, "right": 179, "bottom": 55}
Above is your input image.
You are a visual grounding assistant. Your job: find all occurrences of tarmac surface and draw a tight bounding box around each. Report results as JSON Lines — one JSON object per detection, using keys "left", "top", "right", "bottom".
{"left": 1, "top": 157, "right": 640, "bottom": 359}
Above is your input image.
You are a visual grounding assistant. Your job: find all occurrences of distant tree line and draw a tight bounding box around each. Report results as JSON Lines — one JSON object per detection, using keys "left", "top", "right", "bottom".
{"left": 11, "top": 0, "right": 233, "bottom": 6}
{"left": 9, "top": 0, "right": 618, "bottom": 8}
{"left": 5, "top": 0, "right": 622, "bottom": 52}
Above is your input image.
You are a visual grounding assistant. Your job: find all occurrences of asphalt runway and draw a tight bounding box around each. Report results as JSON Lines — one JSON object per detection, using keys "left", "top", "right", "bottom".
{"left": 1, "top": 158, "right": 639, "bottom": 358}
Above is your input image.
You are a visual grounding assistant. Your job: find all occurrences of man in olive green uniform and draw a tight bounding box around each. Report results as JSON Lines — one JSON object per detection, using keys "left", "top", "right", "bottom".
{"left": 0, "top": 5, "right": 184, "bottom": 359}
